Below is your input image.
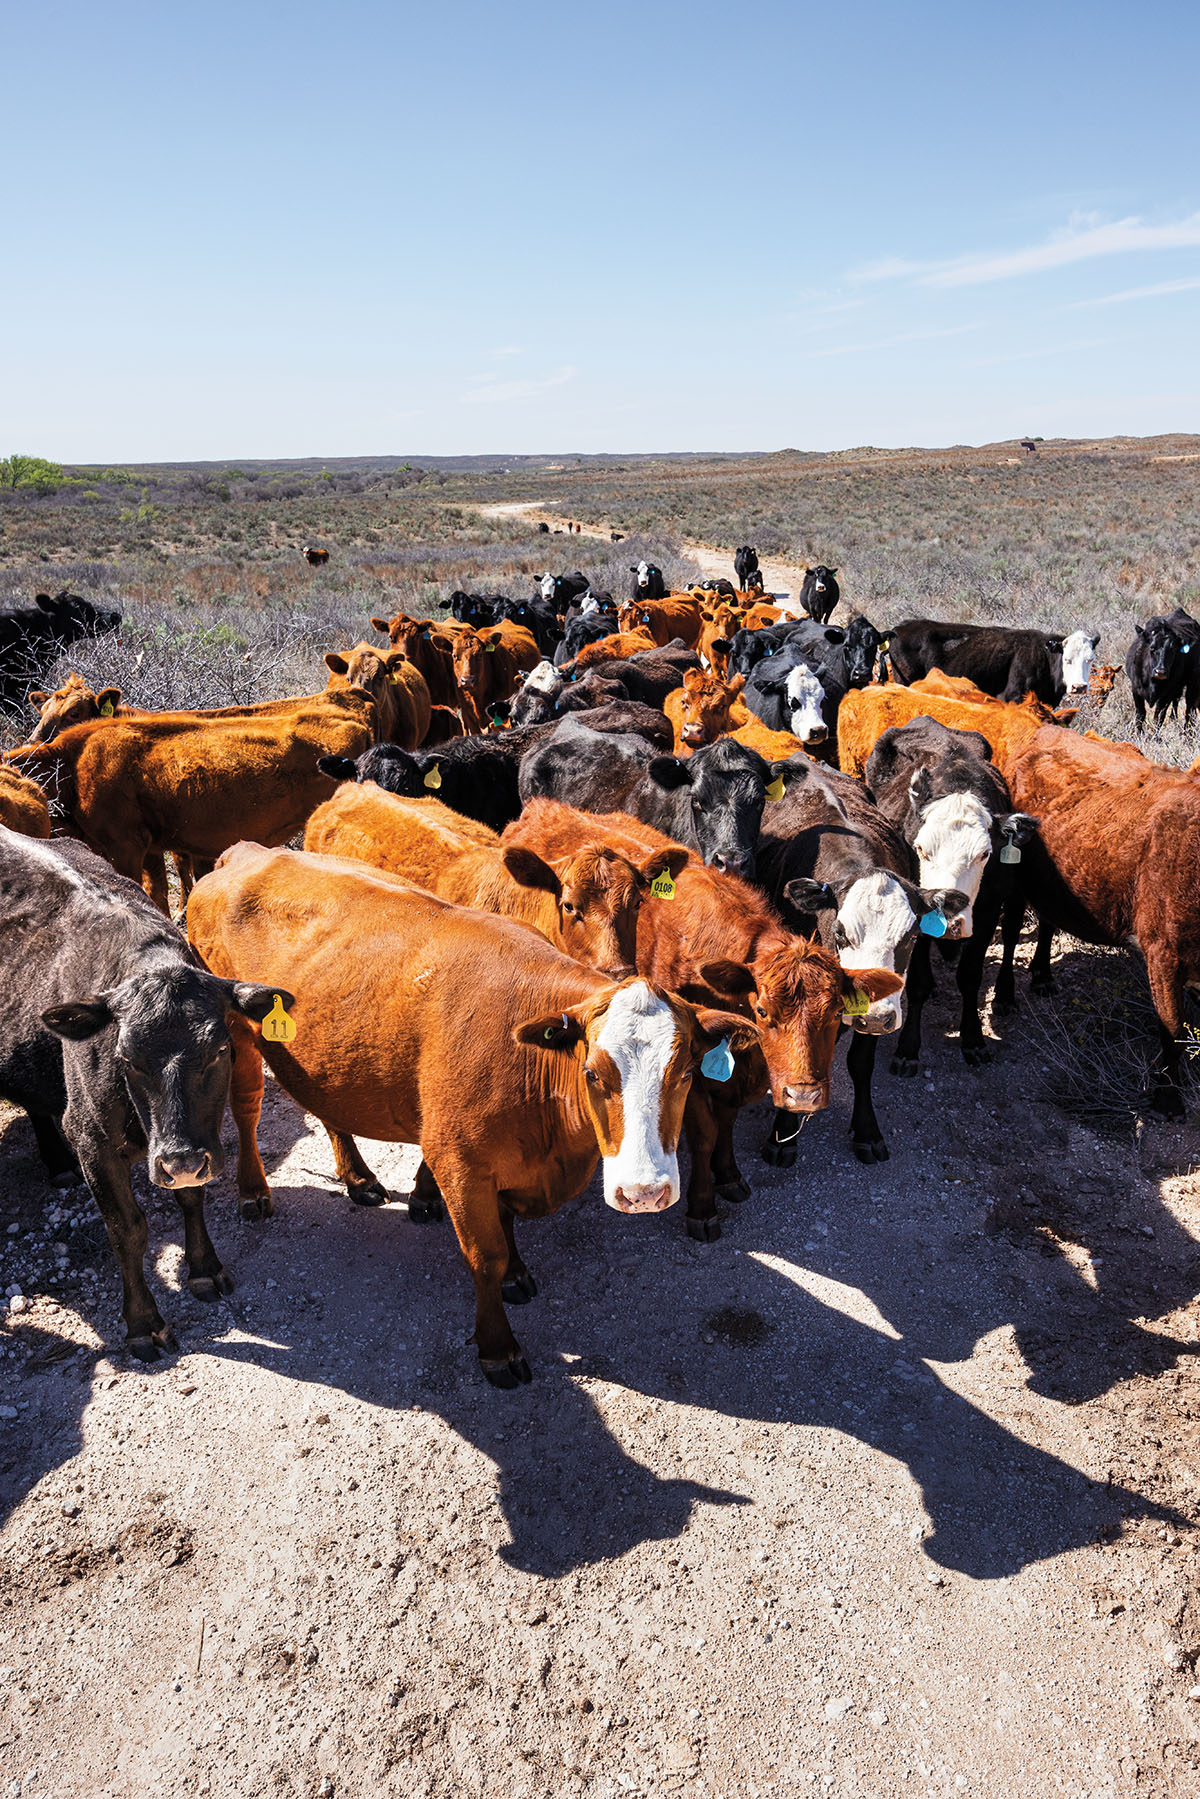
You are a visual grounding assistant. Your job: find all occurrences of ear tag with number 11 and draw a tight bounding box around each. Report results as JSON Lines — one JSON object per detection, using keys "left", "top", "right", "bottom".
{"left": 701, "top": 1036, "right": 735, "bottom": 1081}
{"left": 650, "top": 871, "right": 677, "bottom": 900}
{"left": 261, "top": 995, "right": 297, "bottom": 1043}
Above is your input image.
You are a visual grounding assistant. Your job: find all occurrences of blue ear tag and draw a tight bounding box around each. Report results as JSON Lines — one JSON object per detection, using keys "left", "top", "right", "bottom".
{"left": 701, "top": 1036, "right": 735, "bottom": 1081}
{"left": 920, "top": 908, "right": 947, "bottom": 938}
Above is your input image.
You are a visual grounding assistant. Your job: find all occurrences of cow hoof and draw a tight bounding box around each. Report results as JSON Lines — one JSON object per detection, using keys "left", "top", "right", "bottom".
{"left": 761, "top": 1137, "right": 798, "bottom": 1169}
{"left": 239, "top": 1192, "right": 273, "bottom": 1222}
{"left": 501, "top": 1271, "right": 538, "bottom": 1305}
{"left": 481, "top": 1355, "right": 533, "bottom": 1389}
{"left": 889, "top": 1053, "right": 920, "bottom": 1078}
{"left": 50, "top": 1168, "right": 83, "bottom": 1190}
{"left": 1030, "top": 976, "right": 1057, "bottom": 998}
{"left": 686, "top": 1214, "right": 722, "bottom": 1243}
{"left": 127, "top": 1326, "right": 174, "bottom": 1363}
{"left": 408, "top": 1197, "right": 444, "bottom": 1225}
{"left": 716, "top": 1177, "right": 751, "bottom": 1204}
{"left": 852, "top": 1138, "right": 889, "bottom": 1165}
{"left": 348, "top": 1180, "right": 388, "bottom": 1207}
{"left": 962, "top": 1044, "right": 992, "bottom": 1068}
{"left": 188, "top": 1269, "right": 233, "bottom": 1302}
{"left": 991, "top": 996, "right": 1019, "bottom": 1019}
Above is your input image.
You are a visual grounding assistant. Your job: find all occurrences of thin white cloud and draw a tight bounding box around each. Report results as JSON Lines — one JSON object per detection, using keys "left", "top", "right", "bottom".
{"left": 491, "top": 345, "right": 524, "bottom": 357}
{"left": 850, "top": 211, "right": 1200, "bottom": 290}
{"left": 461, "top": 364, "right": 577, "bottom": 405}
{"left": 1064, "top": 275, "right": 1200, "bottom": 309}
{"left": 809, "top": 322, "right": 984, "bottom": 359}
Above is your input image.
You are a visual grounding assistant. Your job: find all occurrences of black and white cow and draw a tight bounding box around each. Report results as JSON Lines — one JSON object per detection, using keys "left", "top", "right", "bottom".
{"left": 537, "top": 571, "right": 591, "bottom": 614}
{"left": 0, "top": 591, "right": 123, "bottom": 713}
{"left": 798, "top": 566, "right": 840, "bottom": 625}
{"left": 628, "top": 561, "right": 668, "bottom": 602}
{"left": 885, "top": 619, "right": 1074, "bottom": 706}
{"left": 741, "top": 651, "right": 840, "bottom": 747}
{"left": 734, "top": 546, "right": 760, "bottom": 589}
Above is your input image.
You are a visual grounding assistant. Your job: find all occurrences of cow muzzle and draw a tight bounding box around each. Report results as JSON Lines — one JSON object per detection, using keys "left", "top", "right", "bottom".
{"left": 776, "top": 1082, "right": 828, "bottom": 1114}
{"left": 609, "top": 1182, "right": 677, "bottom": 1214}
{"left": 153, "top": 1151, "right": 216, "bottom": 1189}
{"left": 681, "top": 723, "right": 708, "bottom": 746}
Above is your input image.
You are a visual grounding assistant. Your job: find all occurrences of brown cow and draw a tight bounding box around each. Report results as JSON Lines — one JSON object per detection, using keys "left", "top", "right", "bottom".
{"left": 836, "top": 676, "right": 1062, "bottom": 779}
{"left": 729, "top": 719, "right": 816, "bottom": 764}
{"left": 664, "top": 670, "right": 750, "bottom": 753}
{"left": 570, "top": 630, "right": 656, "bottom": 673}
{"left": 302, "top": 546, "right": 330, "bottom": 566}
{"left": 0, "top": 765, "right": 52, "bottom": 837}
{"left": 502, "top": 804, "right": 901, "bottom": 1235}
{"left": 617, "top": 594, "right": 704, "bottom": 648}
{"left": 187, "top": 842, "right": 754, "bottom": 1384}
{"left": 8, "top": 691, "right": 376, "bottom": 908}
{"left": 452, "top": 624, "right": 540, "bottom": 733}
{"left": 27, "top": 672, "right": 124, "bottom": 743}
{"left": 304, "top": 785, "right": 688, "bottom": 978}
{"left": 371, "top": 614, "right": 460, "bottom": 708}
{"left": 323, "top": 642, "right": 432, "bottom": 748}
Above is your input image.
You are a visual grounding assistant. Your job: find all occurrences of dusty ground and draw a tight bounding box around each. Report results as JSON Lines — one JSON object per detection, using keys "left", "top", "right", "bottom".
{"left": 1, "top": 928, "right": 1199, "bottom": 1799}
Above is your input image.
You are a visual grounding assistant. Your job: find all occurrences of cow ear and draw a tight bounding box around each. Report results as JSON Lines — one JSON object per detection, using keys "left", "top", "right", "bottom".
{"left": 648, "top": 755, "right": 692, "bottom": 791}
{"left": 694, "top": 1008, "right": 761, "bottom": 1057}
{"left": 908, "top": 766, "right": 932, "bottom": 807}
{"left": 370, "top": 616, "right": 390, "bottom": 634}
{"left": 682, "top": 669, "right": 703, "bottom": 691}
{"left": 699, "top": 960, "right": 757, "bottom": 998}
{"left": 324, "top": 652, "right": 349, "bottom": 676}
{"left": 35, "top": 594, "right": 58, "bottom": 615}
{"left": 317, "top": 755, "right": 358, "bottom": 782}
{"left": 1045, "top": 636, "right": 1065, "bottom": 652}
{"left": 639, "top": 847, "right": 690, "bottom": 890}
{"left": 829, "top": 568, "right": 838, "bottom": 576}
{"left": 437, "top": 598, "right": 452, "bottom": 609}
{"left": 823, "top": 628, "right": 846, "bottom": 644}
{"left": 770, "top": 755, "right": 809, "bottom": 789}
{"left": 42, "top": 998, "right": 114, "bottom": 1040}
{"left": 782, "top": 877, "right": 835, "bottom": 912}
{"left": 844, "top": 967, "right": 903, "bottom": 1003}
{"left": 96, "top": 687, "right": 122, "bottom": 711}
{"left": 27, "top": 690, "right": 49, "bottom": 707}
{"left": 227, "top": 983, "right": 296, "bottom": 1023}
{"left": 502, "top": 847, "right": 561, "bottom": 896}
{"left": 710, "top": 637, "right": 733, "bottom": 657}
{"left": 727, "top": 673, "right": 746, "bottom": 695}
{"left": 514, "top": 1010, "right": 585, "bottom": 1052}
{"left": 1000, "top": 811, "right": 1039, "bottom": 845}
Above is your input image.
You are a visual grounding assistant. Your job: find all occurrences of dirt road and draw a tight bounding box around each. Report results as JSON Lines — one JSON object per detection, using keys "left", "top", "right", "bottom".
{"left": 2, "top": 932, "right": 1199, "bottom": 1797}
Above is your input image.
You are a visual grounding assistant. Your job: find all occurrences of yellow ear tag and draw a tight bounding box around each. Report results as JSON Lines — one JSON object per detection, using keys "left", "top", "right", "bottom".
{"left": 261, "top": 995, "right": 297, "bottom": 1043}
{"left": 765, "top": 776, "right": 785, "bottom": 802}
{"left": 842, "top": 986, "right": 869, "bottom": 1020}
{"left": 423, "top": 764, "right": 442, "bottom": 790}
{"left": 100, "top": 701, "right": 115, "bottom": 717}
{"left": 650, "top": 871, "right": 677, "bottom": 900}
{"left": 485, "top": 641, "right": 497, "bottom": 653}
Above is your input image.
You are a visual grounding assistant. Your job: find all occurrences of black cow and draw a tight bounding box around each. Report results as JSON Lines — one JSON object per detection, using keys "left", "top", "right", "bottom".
{"left": 498, "top": 594, "right": 561, "bottom": 657}
{"left": 0, "top": 829, "right": 283, "bottom": 1356}
{"left": 729, "top": 616, "right": 881, "bottom": 693}
{"left": 886, "top": 619, "right": 1069, "bottom": 706}
{"left": 754, "top": 761, "right": 969, "bottom": 1164}
{"left": 610, "top": 531, "right": 624, "bottom": 542}
{"left": 557, "top": 641, "right": 701, "bottom": 707}
{"left": 537, "top": 521, "right": 550, "bottom": 534}
{"left": 519, "top": 721, "right": 783, "bottom": 879}
{"left": 1125, "top": 612, "right": 1200, "bottom": 727}
{"left": 864, "top": 717, "right": 1041, "bottom": 1074}
{"left": 503, "top": 664, "right": 630, "bottom": 728}
{"left": 0, "top": 591, "right": 122, "bottom": 712}
{"left": 734, "top": 547, "right": 760, "bottom": 589}
{"left": 440, "top": 590, "right": 500, "bottom": 628}
{"left": 798, "top": 566, "right": 840, "bottom": 625}
{"left": 629, "top": 561, "right": 668, "bottom": 601}
{"left": 537, "top": 571, "right": 590, "bottom": 612}
{"left": 554, "top": 613, "right": 621, "bottom": 667}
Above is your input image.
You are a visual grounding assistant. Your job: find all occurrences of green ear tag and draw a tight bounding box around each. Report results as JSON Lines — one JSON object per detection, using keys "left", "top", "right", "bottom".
{"left": 842, "top": 986, "right": 869, "bottom": 1020}
{"left": 100, "top": 701, "right": 115, "bottom": 717}
{"left": 423, "top": 764, "right": 442, "bottom": 790}
{"left": 650, "top": 871, "right": 677, "bottom": 900}
{"left": 486, "top": 641, "right": 497, "bottom": 653}
{"left": 261, "top": 995, "right": 297, "bottom": 1043}
{"left": 765, "top": 776, "right": 785, "bottom": 802}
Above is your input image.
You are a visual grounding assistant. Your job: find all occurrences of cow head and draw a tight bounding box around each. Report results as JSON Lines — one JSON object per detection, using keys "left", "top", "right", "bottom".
{"left": 783, "top": 871, "right": 970, "bottom": 1030}
{"left": 502, "top": 843, "right": 688, "bottom": 977}
{"left": 907, "top": 778, "right": 1038, "bottom": 934}
{"left": 1135, "top": 619, "right": 1184, "bottom": 685}
{"left": 538, "top": 573, "right": 557, "bottom": 602}
{"left": 35, "top": 590, "right": 122, "bottom": 640}
{"left": 514, "top": 978, "right": 757, "bottom": 1213}
{"left": 27, "top": 672, "right": 123, "bottom": 743}
{"left": 452, "top": 627, "right": 500, "bottom": 695}
{"left": 677, "top": 669, "right": 746, "bottom": 749}
{"left": 1060, "top": 630, "right": 1100, "bottom": 694}
{"left": 843, "top": 617, "right": 883, "bottom": 689}
{"left": 43, "top": 969, "right": 290, "bottom": 1190}
{"left": 783, "top": 663, "right": 828, "bottom": 744}
{"left": 645, "top": 738, "right": 780, "bottom": 880}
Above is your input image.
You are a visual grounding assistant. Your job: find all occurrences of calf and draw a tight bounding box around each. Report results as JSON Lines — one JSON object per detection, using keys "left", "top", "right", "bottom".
{"left": 734, "top": 547, "right": 760, "bottom": 589}
{"left": 0, "top": 591, "right": 122, "bottom": 712}
{"left": 0, "top": 831, "right": 282, "bottom": 1355}
{"left": 453, "top": 624, "right": 540, "bottom": 732}
{"left": 741, "top": 653, "right": 837, "bottom": 748}
{"left": 665, "top": 670, "right": 748, "bottom": 752}
{"left": 756, "top": 760, "right": 969, "bottom": 1162}
{"left": 628, "top": 561, "right": 668, "bottom": 602}
{"left": 188, "top": 843, "right": 750, "bottom": 1384}
{"left": 1125, "top": 613, "right": 1198, "bottom": 727}
{"left": 798, "top": 566, "right": 840, "bottom": 625}
{"left": 554, "top": 614, "right": 628, "bottom": 667}
{"left": 567, "top": 629, "right": 657, "bottom": 672}
{"left": 617, "top": 594, "right": 703, "bottom": 648}
{"left": 27, "top": 671, "right": 125, "bottom": 742}
{"left": 324, "top": 642, "right": 431, "bottom": 748}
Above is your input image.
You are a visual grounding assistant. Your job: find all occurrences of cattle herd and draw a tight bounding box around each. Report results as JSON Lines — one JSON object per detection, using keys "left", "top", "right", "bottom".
{"left": 0, "top": 554, "right": 1198, "bottom": 1391}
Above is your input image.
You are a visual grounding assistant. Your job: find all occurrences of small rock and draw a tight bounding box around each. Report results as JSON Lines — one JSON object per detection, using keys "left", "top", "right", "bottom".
{"left": 1186, "top": 1685, "right": 1200, "bottom": 1701}
{"left": 177, "top": 1383, "right": 198, "bottom": 1398}
{"left": 925, "top": 1570, "right": 946, "bottom": 1586}
{"left": 824, "top": 1698, "right": 854, "bottom": 1723}
{"left": 0, "top": 1407, "right": 17, "bottom": 1421}
{"left": 61, "top": 1501, "right": 80, "bottom": 1518}
{"left": 701, "top": 1333, "right": 715, "bottom": 1346}
{"left": 9, "top": 1297, "right": 28, "bottom": 1315}
{"left": 868, "top": 1708, "right": 888, "bottom": 1727}
{"left": 4, "top": 1285, "right": 22, "bottom": 1299}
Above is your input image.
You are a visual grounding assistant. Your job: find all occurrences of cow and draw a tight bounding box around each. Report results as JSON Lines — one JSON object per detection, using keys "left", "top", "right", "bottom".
{"left": 554, "top": 614, "right": 628, "bottom": 668}
{"left": 324, "top": 643, "right": 432, "bottom": 749}
{"left": 1061, "top": 630, "right": 1100, "bottom": 697}
{"left": 558, "top": 641, "right": 702, "bottom": 709}
{"left": 1125, "top": 611, "right": 1200, "bottom": 726}
{"left": 537, "top": 571, "right": 590, "bottom": 612}
{"left": 616, "top": 594, "right": 704, "bottom": 649}
{"left": 302, "top": 546, "right": 330, "bottom": 566}
{"left": 0, "top": 591, "right": 122, "bottom": 712}
{"left": 1020, "top": 440, "right": 1037, "bottom": 454}
{"left": 1088, "top": 663, "right": 1123, "bottom": 701}
{"left": 498, "top": 593, "right": 562, "bottom": 658}
{"left": 8, "top": 691, "right": 377, "bottom": 907}
{"left": 502, "top": 664, "right": 646, "bottom": 732}
{"left": 864, "top": 717, "right": 1041, "bottom": 1073}
{"left": 501, "top": 804, "right": 902, "bottom": 1233}
{"left": 886, "top": 619, "right": 1073, "bottom": 706}
{"left": 452, "top": 624, "right": 541, "bottom": 732}
{"left": 664, "top": 670, "right": 749, "bottom": 753}
{"left": 0, "top": 766, "right": 52, "bottom": 837}
{"left": 798, "top": 567, "right": 840, "bottom": 625}
{"left": 734, "top": 547, "right": 760, "bottom": 589}
{"left": 566, "top": 629, "right": 657, "bottom": 673}
{"left": 0, "top": 830, "right": 284, "bottom": 1355}
{"left": 304, "top": 786, "right": 687, "bottom": 981}
{"left": 27, "top": 671, "right": 125, "bottom": 742}
{"left": 371, "top": 614, "right": 460, "bottom": 709}
{"left": 741, "top": 655, "right": 835, "bottom": 749}
{"left": 439, "top": 590, "right": 500, "bottom": 629}
{"left": 628, "top": 561, "right": 668, "bottom": 602}
{"left": 610, "top": 531, "right": 624, "bottom": 542}
{"left": 537, "top": 521, "right": 550, "bottom": 534}
{"left": 755, "top": 759, "right": 970, "bottom": 1163}
{"left": 188, "top": 842, "right": 752, "bottom": 1384}
{"left": 836, "top": 673, "right": 1066, "bottom": 781}
{"left": 518, "top": 717, "right": 792, "bottom": 880}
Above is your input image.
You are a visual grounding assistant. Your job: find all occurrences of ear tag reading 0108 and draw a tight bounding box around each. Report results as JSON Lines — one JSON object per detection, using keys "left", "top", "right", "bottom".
{"left": 423, "top": 763, "right": 442, "bottom": 790}
{"left": 650, "top": 871, "right": 677, "bottom": 900}
{"left": 842, "top": 985, "right": 870, "bottom": 1021}
{"left": 261, "top": 995, "right": 297, "bottom": 1043}
{"left": 765, "top": 775, "right": 785, "bottom": 802}
{"left": 100, "top": 700, "right": 115, "bottom": 717}
{"left": 701, "top": 1036, "right": 735, "bottom": 1081}
{"left": 920, "top": 908, "right": 947, "bottom": 938}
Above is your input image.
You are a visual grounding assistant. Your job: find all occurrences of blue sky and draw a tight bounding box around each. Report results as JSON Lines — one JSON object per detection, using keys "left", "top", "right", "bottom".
{"left": 7, "top": 0, "right": 1199, "bottom": 458}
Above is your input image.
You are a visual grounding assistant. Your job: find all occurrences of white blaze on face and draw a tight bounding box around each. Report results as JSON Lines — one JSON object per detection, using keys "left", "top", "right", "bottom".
{"left": 539, "top": 573, "right": 556, "bottom": 601}
{"left": 912, "top": 792, "right": 992, "bottom": 935}
{"left": 580, "top": 594, "right": 601, "bottom": 617}
{"left": 526, "top": 659, "right": 559, "bottom": 696}
{"left": 636, "top": 560, "right": 651, "bottom": 589}
{"left": 786, "top": 663, "right": 828, "bottom": 742}
{"left": 1061, "top": 630, "right": 1097, "bottom": 692}
{"left": 836, "top": 872, "right": 917, "bottom": 1032}
{"left": 595, "top": 981, "right": 681, "bottom": 1212}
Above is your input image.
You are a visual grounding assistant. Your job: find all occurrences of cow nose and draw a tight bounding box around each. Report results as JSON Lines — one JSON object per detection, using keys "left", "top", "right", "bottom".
{"left": 945, "top": 912, "right": 970, "bottom": 940}
{"left": 681, "top": 724, "right": 706, "bottom": 744}
{"left": 801, "top": 724, "right": 828, "bottom": 743}
{"left": 710, "top": 852, "right": 752, "bottom": 879}
{"left": 864, "top": 1003, "right": 903, "bottom": 1035}
{"left": 154, "top": 1152, "right": 213, "bottom": 1189}
{"left": 611, "top": 1182, "right": 676, "bottom": 1214}
{"left": 778, "top": 1083, "right": 827, "bottom": 1114}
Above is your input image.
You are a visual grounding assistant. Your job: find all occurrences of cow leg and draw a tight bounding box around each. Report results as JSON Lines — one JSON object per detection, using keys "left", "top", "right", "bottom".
{"left": 683, "top": 1087, "right": 721, "bottom": 1240}
{"left": 174, "top": 1185, "right": 233, "bottom": 1302}
{"left": 228, "top": 1017, "right": 272, "bottom": 1220}
{"left": 1132, "top": 694, "right": 1147, "bottom": 729}
{"left": 761, "top": 1105, "right": 805, "bottom": 1169}
{"left": 1029, "top": 918, "right": 1057, "bottom": 997}
{"left": 711, "top": 1095, "right": 750, "bottom": 1203}
{"left": 77, "top": 1147, "right": 171, "bottom": 1360}
{"left": 891, "top": 935, "right": 935, "bottom": 1076}
{"left": 141, "top": 853, "right": 172, "bottom": 917}
{"left": 409, "top": 1159, "right": 445, "bottom": 1224}
{"left": 28, "top": 1111, "right": 81, "bottom": 1186}
{"left": 173, "top": 854, "right": 195, "bottom": 905}
{"left": 957, "top": 891, "right": 1003, "bottom": 1065}
{"left": 499, "top": 1202, "right": 538, "bottom": 1305}
{"left": 992, "top": 897, "right": 1026, "bottom": 1017}
{"left": 325, "top": 1127, "right": 388, "bottom": 1207}
{"left": 847, "top": 1032, "right": 888, "bottom": 1163}
{"left": 431, "top": 1161, "right": 529, "bottom": 1385}
{"left": 1144, "top": 949, "right": 1186, "bottom": 1118}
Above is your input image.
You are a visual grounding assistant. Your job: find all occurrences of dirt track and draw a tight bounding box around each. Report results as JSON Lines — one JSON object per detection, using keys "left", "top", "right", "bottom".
{"left": 2, "top": 923, "right": 1200, "bottom": 1796}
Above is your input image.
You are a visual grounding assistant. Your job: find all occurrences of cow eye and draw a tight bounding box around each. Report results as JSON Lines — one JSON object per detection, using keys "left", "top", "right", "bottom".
{"left": 585, "top": 1067, "right": 604, "bottom": 1089}
{"left": 562, "top": 901, "right": 577, "bottom": 917}
{"left": 755, "top": 1005, "right": 767, "bottom": 1019}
